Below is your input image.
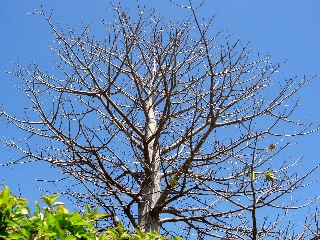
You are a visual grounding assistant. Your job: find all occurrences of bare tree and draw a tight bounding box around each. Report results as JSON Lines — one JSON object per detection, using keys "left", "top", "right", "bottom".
{"left": 1, "top": 1, "right": 319, "bottom": 239}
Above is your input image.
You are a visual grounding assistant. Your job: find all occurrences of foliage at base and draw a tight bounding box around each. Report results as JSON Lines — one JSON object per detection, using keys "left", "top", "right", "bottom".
{"left": 0, "top": 186, "right": 181, "bottom": 240}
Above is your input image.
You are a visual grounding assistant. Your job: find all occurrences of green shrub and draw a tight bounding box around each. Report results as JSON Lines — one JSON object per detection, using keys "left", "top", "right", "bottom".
{"left": 0, "top": 186, "right": 181, "bottom": 240}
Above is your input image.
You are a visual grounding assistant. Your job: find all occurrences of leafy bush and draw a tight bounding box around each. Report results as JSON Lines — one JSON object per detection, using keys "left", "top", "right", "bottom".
{"left": 0, "top": 186, "right": 181, "bottom": 240}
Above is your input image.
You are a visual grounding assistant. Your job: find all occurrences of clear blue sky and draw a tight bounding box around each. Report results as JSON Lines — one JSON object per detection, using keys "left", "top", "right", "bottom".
{"left": 1, "top": 0, "right": 319, "bottom": 223}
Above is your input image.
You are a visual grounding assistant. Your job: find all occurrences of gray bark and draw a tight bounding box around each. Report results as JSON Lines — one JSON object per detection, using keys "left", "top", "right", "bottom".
{"left": 138, "top": 61, "right": 161, "bottom": 232}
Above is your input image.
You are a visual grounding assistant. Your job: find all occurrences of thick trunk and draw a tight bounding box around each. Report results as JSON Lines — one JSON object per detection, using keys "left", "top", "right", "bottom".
{"left": 138, "top": 158, "right": 161, "bottom": 231}
{"left": 138, "top": 65, "right": 161, "bottom": 232}
{"left": 138, "top": 110, "right": 161, "bottom": 232}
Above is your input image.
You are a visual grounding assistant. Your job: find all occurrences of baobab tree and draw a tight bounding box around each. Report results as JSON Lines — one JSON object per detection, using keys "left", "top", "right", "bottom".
{"left": 1, "top": 1, "right": 319, "bottom": 239}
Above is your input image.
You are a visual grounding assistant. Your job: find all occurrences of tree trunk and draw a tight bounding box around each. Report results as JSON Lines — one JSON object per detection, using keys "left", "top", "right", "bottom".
{"left": 138, "top": 63, "right": 161, "bottom": 232}
{"left": 138, "top": 154, "right": 161, "bottom": 232}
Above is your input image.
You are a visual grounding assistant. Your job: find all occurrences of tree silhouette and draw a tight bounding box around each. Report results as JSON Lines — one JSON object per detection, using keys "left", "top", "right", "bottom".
{"left": 1, "top": 1, "right": 319, "bottom": 239}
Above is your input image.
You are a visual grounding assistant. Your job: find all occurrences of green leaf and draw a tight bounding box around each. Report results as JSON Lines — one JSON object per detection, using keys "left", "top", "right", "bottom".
{"left": 45, "top": 212, "right": 56, "bottom": 226}
{"left": 120, "top": 233, "right": 131, "bottom": 239}
{"left": 7, "top": 232, "right": 25, "bottom": 239}
{"left": 107, "top": 228, "right": 119, "bottom": 239}
{"left": 97, "top": 212, "right": 109, "bottom": 220}
{"left": 269, "top": 144, "right": 276, "bottom": 152}
{"left": 28, "top": 215, "right": 42, "bottom": 227}
{"left": 117, "top": 221, "right": 124, "bottom": 235}
{"left": 58, "top": 219, "right": 72, "bottom": 228}
{"left": 99, "top": 232, "right": 107, "bottom": 240}
{"left": 53, "top": 202, "right": 65, "bottom": 207}
{"left": 15, "top": 206, "right": 30, "bottom": 216}
{"left": 85, "top": 203, "right": 91, "bottom": 214}
{"left": 20, "top": 227, "right": 31, "bottom": 238}
{"left": 34, "top": 201, "right": 41, "bottom": 214}
{"left": 5, "top": 219, "right": 20, "bottom": 228}
{"left": 70, "top": 219, "right": 89, "bottom": 226}
{"left": 15, "top": 198, "right": 28, "bottom": 205}
{"left": 249, "top": 171, "right": 256, "bottom": 180}
{"left": 40, "top": 194, "right": 59, "bottom": 207}
{"left": 169, "top": 178, "right": 178, "bottom": 188}
{"left": 134, "top": 228, "right": 144, "bottom": 238}
{"left": 264, "top": 170, "right": 277, "bottom": 181}
{"left": 0, "top": 186, "right": 11, "bottom": 204}
{"left": 147, "top": 230, "right": 161, "bottom": 238}
{"left": 55, "top": 205, "right": 70, "bottom": 215}
{"left": 65, "top": 236, "right": 77, "bottom": 240}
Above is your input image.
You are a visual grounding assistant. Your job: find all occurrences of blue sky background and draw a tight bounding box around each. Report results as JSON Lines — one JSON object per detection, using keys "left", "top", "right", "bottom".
{"left": 0, "top": 0, "right": 319, "bottom": 228}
